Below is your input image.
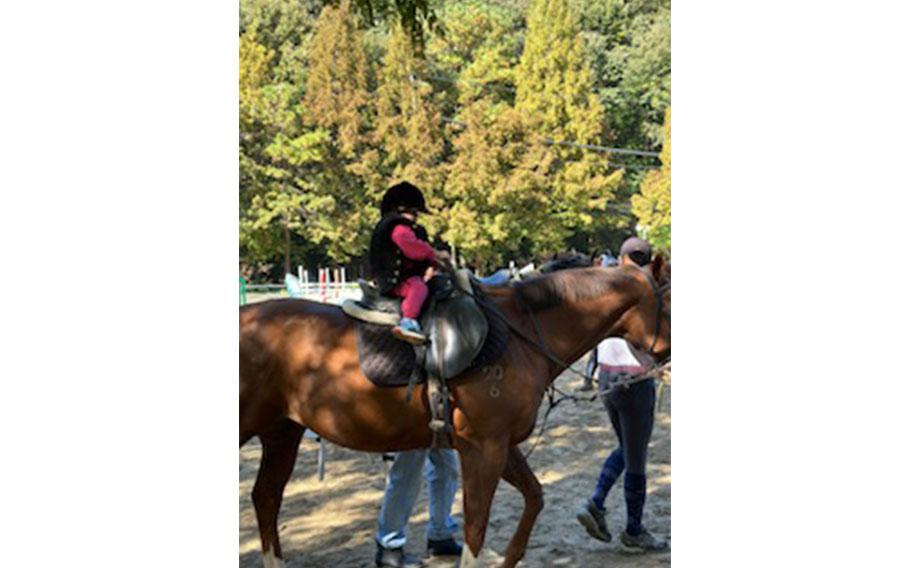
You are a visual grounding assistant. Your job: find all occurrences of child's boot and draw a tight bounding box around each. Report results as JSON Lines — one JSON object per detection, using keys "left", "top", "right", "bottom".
{"left": 392, "top": 317, "right": 427, "bottom": 345}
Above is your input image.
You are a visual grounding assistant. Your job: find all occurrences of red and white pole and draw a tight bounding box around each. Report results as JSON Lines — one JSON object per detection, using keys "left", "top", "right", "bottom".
{"left": 319, "top": 268, "right": 327, "bottom": 303}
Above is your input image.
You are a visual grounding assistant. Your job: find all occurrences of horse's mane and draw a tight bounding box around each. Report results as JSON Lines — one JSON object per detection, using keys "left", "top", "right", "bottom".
{"left": 539, "top": 252, "right": 591, "bottom": 273}
{"left": 513, "top": 266, "right": 637, "bottom": 311}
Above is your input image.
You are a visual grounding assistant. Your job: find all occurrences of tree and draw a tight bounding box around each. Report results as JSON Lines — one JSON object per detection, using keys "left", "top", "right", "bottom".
{"left": 300, "top": 0, "right": 378, "bottom": 262}
{"left": 514, "top": 0, "right": 623, "bottom": 252}
{"left": 444, "top": 98, "right": 560, "bottom": 270}
{"left": 352, "top": 0, "right": 440, "bottom": 51}
{"left": 632, "top": 107, "right": 670, "bottom": 251}
{"left": 575, "top": 0, "right": 670, "bottom": 150}
{"left": 425, "top": 1, "right": 523, "bottom": 111}
{"left": 240, "top": 0, "right": 323, "bottom": 88}
{"left": 373, "top": 23, "right": 448, "bottom": 236}
{"left": 240, "top": 8, "right": 330, "bottom": 275}
{"left": 239, "top": 30, "right": 292, "bottom": 271}
{"left": 237, "top": 0, "right": 671, "bottom": 274}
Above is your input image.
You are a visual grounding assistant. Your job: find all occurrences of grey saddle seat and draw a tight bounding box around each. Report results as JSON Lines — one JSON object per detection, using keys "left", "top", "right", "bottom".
{"left": 343, "top": 271, "right": 489, "bottom": 381}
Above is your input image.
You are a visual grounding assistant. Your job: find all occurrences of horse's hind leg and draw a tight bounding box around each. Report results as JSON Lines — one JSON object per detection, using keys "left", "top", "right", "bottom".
{"left": 252, "top": 419, "right": 304, "bottom": 568}
{"left": 500, "top": 446, "right": 544, "bottom": 568}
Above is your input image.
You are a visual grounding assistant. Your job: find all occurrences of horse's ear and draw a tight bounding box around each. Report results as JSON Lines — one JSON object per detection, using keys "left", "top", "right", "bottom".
{"left": 651, "top": 253, "right": 666, "bottom": 282}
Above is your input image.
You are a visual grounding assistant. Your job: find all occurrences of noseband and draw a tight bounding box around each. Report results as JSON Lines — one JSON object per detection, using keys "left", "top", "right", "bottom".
{"left": 644, "top": 272, "right": 671, "bottom": 360}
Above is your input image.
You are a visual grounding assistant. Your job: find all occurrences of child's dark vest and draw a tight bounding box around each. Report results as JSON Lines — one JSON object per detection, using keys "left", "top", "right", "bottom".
{"left": 368, "top": 213, "right": 432, "bottom": 294}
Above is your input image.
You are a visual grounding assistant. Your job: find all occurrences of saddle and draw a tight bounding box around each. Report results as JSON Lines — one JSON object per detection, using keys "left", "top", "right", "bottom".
{"left": 342, "top": 270, "right": 494, "bottom": 448}
{"left": 343, "top": 270, "right": 489, "bottom": 380}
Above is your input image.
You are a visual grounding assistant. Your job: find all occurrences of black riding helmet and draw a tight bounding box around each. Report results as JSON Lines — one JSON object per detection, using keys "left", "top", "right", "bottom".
{"left": 380, "top": 181, "right": 430, "bottom": 216}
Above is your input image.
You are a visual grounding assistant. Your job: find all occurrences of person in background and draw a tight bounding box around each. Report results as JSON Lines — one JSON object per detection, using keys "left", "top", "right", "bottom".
{"left": 599, "top": 249, "right": 618, "bottom": 268}
{"left": 375, "top": 449, "right": 463, "bottom": 568}
{"left": 575, "top": 237, "right": 669, "bottom": 551}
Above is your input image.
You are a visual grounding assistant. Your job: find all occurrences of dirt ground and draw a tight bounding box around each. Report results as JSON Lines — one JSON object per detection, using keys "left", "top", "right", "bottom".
{"left": 239, "top": 364, "right": 671, "bottom": 567}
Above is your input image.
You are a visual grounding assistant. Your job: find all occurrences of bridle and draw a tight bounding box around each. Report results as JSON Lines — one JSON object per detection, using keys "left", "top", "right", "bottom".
{"left": 445, "top": 263, "right": 671, "bottom": 458}
{"left": 447, "top": 263, "right": 670, "bottom": 385}
{"left": 518, "top": 272, "right": 670, "bottom": 458}
{"left": 643, "top": 271, "right": 671, "bottom": 362}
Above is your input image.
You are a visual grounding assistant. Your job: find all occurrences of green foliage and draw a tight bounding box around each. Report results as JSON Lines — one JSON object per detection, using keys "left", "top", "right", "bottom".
{"left": 304, "top": 1, "right": 372, "bottom": 157}
{"left": 373, "top": 24, "right": 448, "bottom": 234}
{"left": 575, "top": 0, "right": 670, "bottom": 149}
{"left": 515, "top": 0, "right": 623, "bottom": 254}
{"left": 239, "top": 0, "right": 671, "bottom": 273}
{"left": 299, "top": 0, "right": 378, "bottom": 261}
{"left": 426, "top": 1, "right": 523, "bottom": 109}
{"left": 444, "top": 99, "right": 553, "bottom": 269}
{"left": 632, "top": 107, "right": 670, "bottom": 251}
{"left": 351, "top": 0, "right": 441, "bottom": 51}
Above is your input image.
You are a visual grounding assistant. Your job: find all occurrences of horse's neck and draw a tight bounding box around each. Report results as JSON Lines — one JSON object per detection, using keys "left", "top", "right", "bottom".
{"left": 513, "top": 285, "right": 638, "bottom": 383}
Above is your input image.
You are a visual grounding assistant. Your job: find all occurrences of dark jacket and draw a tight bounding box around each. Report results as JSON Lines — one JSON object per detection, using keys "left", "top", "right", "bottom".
{"left": 368, "top": 213, "right": 433, "bottom": 294}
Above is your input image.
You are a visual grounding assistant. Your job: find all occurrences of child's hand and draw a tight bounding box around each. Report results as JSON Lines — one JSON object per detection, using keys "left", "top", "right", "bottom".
{"left": 423, "top": 266, "right": 437, "bottom": 282}
{"left": 434, "top": 249, "right": 451, "bottom": 266}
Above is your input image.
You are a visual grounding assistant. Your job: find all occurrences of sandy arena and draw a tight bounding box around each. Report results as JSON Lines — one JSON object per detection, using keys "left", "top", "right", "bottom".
{"left": 240, "top": 363, "right": 670, "bottom": 567}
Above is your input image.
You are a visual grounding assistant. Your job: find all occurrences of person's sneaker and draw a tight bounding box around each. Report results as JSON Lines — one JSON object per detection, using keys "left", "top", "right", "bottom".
{"left": 375, "top": 544, "right": 426, "bottom": 568}
{"left": 620, "top": 529, "right": 669, "bottom": 551}
{"left": 577, "top": 381, "right": 594, "bottom": 392}
{"left": 426, "top": 537, "right": 463, "bottom": 557}
{"left": 575, "top": 499, "right": 611, "bottom": 542}
{"left": 392, "top": 317, "right": 427, "bottom": 345}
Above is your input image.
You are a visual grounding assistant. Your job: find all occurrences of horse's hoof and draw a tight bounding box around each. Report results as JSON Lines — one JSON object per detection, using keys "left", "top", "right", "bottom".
{"left": 262, "top": 548, "right": 285, "bottom": 568}
{"left": 458, "top": 546, "right": 479, "bottom": 568}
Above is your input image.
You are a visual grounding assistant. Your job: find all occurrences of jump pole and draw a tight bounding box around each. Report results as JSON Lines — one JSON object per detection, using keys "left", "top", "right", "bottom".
{"left": 319, "top": 268, "right": 327, "bottom": 303}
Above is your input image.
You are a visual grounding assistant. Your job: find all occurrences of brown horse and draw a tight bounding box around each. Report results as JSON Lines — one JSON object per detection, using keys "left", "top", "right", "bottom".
{"left": 239, "top": 258, "right": 670, "bottom": 568}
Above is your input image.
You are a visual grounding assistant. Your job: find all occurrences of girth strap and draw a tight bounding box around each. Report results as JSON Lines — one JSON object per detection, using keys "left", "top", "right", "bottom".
{"left": 427, "top": 375, "right": 452, "bottom": 449}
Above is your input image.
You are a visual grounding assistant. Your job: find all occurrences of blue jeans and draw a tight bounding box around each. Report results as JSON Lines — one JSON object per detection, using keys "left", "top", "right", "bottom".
{"left": 376, "top": 449, "right": 460, "bottom": 549}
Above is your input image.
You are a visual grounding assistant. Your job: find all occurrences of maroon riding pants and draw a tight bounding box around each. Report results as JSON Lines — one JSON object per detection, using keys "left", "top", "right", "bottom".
{"left": 392, "top": 276, "right": 428, "bottom": 319}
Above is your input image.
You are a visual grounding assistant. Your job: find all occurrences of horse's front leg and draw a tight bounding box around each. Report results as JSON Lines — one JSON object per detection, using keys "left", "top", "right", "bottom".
{"left": 500, "top": 446, "right": 544, "bottom": 568}
{"left": 453, "top": 435, "right": 510, "bottom": 568}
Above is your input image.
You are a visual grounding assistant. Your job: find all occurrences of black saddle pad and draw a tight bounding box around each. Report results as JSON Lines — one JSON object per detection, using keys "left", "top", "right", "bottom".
{"left": 354, "top": 296, "right": 509, "bottom": 387}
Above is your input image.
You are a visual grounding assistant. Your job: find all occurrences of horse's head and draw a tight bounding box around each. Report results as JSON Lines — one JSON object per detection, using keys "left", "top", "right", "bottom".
{"left": 609, "top": 254, "right": 671, "bottom": 363}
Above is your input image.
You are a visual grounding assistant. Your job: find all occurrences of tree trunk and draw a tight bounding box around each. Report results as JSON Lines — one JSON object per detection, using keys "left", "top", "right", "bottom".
{"left": 283, "top": 220, "right": 291, "bottom": 276}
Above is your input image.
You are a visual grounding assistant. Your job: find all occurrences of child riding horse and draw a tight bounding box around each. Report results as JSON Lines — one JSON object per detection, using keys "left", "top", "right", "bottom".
{"left": 368, "top": 181, "right": 449, "bottom": 345}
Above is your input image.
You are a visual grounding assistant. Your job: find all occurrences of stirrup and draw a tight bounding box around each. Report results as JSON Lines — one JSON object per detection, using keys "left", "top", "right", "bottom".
{"left": 392, "top": 326, "right": 428, "bottom": 345}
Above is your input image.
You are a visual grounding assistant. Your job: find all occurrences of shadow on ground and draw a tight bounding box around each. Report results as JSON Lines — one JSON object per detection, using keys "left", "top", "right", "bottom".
{"left": 239, "top": 364, "right": 671, "bottom": 567}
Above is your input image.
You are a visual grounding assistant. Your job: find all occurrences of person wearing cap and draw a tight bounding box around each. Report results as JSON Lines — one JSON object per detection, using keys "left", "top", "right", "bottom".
{"left": 368, "top": 181, "right": 450, "bottom": 344}
{"left": 575, "top": 236, "right": 669, "bottom": 552}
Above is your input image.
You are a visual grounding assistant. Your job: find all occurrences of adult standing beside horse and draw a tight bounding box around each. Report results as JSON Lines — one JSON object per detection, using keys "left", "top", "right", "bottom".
{"left": 374, "top": 448, "right": 462, "bottom": 568}
{"left": 576, "top": 236, "right": 670, "bottom": 551}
